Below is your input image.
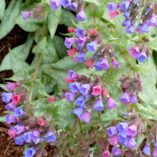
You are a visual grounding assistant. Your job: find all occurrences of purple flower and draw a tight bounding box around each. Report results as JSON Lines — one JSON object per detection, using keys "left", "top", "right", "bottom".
{"left": 153, "top": 147, "right": 157, "bottom": 157}
{"left": 137, "top": 51, "right": 147, "bottom": 62}
{"left": 76, "top": 28, "right": 86, "bottom": 38}
{"left": 122, "top": 19, "right": 132, "bottom": 27}
{"left": 126, "top": 137, "right": 137, "bottom": 148}
{"left": 95, "top": 58, "right": 110, "bottom": 70}
{"left": 46, "top": 131, "right": 56, "bottom": 143}
{"left": 120, "top": 92, "right": 130, "bottom": 104}
{"left": 128, "top": 46, "right": 140, "bottom": 59}
{"left": 67, "top": 70, "right": 79, "bottom": 80}
{"left": 111, "top": 146, "right": 122, "bottom": 156}
{"left": 143, "top": 144, "right": 151, "bottom": 156}
{"left": 76, "top": 10, "right": 86, "bottom": 21}
{"left": 13, "top": 107, "right": 25, "bottom": 117}
{"left": 79, "top": 84, "right": 91, "bottom": 95}
{"left": 15, "top": 135, "right": 25, "bottom": 146}
{"left": 60, "top": 0, "right": 71, "bottom": 8}
{"left": 116, "top": 122, "right": 128, "bottom": 132}
{"left": 107, "top": 126, "right": 117, "bottom": 138}
{"left": 6, "top": 82, "right": 18, "bottom": 91}
{"left": 120, "top": 1, "right": 130, "bottom": 12}
{"left": 74, "top": 95, "right": 86, "bottom": 108}
{"left": 1, "top": 92, "right": 13, "bottom": 103}
{"left": 112, "top": 58, "right": 120, "bottom": 69}
{"left": 64, "top": 37, "right": 77, "bottom": 49}
{"left": 21, "top": 11, "right": 31, "bottom": 20}
{"left": 69, "top": 82, "right": 80, "bottom": 93}
{"left": 65, "top": 92, "right": 75, "bottom": 102}
{"left": 70, "top": 3, "right": 77, "bottom": 11}
{"left": 31, "top": 130, "right": 40, "bottom": 144}
{"left": 77, "top": 37, "right": 87, "bottom": 50}
{"left": 107, "top": 97, "right": 117, "bottom": 109}
{"left": 125, "top": 25, "right": 134, "bottom": 34}
{"left": 126, "top": 125, "right": 137, "bottom": 137}
{"left": 109, "top": 136, "right": 119, "bottom": 146}
{"left": 23, "top": 132, "right": 32, "bottom": 143}
{"left": 6, "top": 114, "right": 16, "bottom": 124}
{"left": 124, "top": 12, "right": 130, "bottom": 18}
{"left": 107, "top": 2, "right": 119, "bottom": 11}
{"left": 73, "top": 107, "right": 84, "bottom": 118}
{"left": 49, "top": 0, "right": 60, "bottom": 11}
{"left": 93, "top": 99, "right": 104, "bottom": 111}
{"left": 75, "top": 52, "right": 86, "bottom": 63}
{"left": 137, "top": 23, "right": 149, "bottom": 33}
{"left": 129, "top": 93, "right": 138, "bottom": 104}
{"left": 5, "top": 102, "right": 17, "bottom": 111}
{"left": 87, "top": 41, "right": 97, "bottom": 53}
{"left": 148, "top": 15, "right": 157, "bottom": 27}
{"left": 80, "top": 111, "right": 91, "bottom": 124}
{"left": 24, "top": 147, "right": 36, "bottom": 157}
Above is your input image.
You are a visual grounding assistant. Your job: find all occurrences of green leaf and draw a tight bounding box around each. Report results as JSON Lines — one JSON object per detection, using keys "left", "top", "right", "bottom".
{"left": 16, "top": 15, "right": 39, "bottom": 32}
{"left": 0, "top": 0, "right": 22, "bottom": 39}
{"left": 0, "top": 0, "right": 6, "bottom": 20}
{"left": 48, "top": 8, "right": 62, "bottom": 39}
{"left": 59, "top": 9, "right": 76, "bottom": 27}
{"left": 0, "top": 116, "right": 5, "bottom": 122}
{"left": 148, "top": 38, "right": 157, "bottom": 51}
{"left": 0, "top": 34, "right": 33, "bottom": 72}
{"left": 85, "top": 0, "right": 101, "bottom": 6}
{"left": 32, "top": 37, "right": 47, "bottom": 54}
{"left": 138, "top": 57, "right": 157, "bottom": 106}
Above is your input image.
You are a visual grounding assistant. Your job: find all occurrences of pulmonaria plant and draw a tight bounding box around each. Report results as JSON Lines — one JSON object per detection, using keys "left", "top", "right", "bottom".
{"left": 64, "top": 70, "right": 117, "bottom": 124}
{"left": 2, "top": 83, "right": 56, "bottom": 157}
{"left": 119, "top": 74, "right": 142, "bottom": 105}
{"left": 107, "top": 0, "right": 157, "bottom": 34}
{"left": 49, "top": 0, "right": 86, "bottom": 21}
{"left": 65, "top": 27, "right": 120, "bottom": 70}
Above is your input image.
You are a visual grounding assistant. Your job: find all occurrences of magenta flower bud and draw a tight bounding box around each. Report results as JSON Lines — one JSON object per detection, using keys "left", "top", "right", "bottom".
{"left": 76, "top": 10, "right": 86, "bottom": 21}
{"left": 102, "top": 150, "right": 110, "bottom": 157}
{"left": 107, "top": 97, "right": 117, "bottom": 109}
{"left": 143, "top": 144, "right": 151, "bottom": 156}
{"left": 80, "top": 111, "right": 91, "bottom": 124}
{"left": 126, "top": 125, "right": 137, "bottom": 137}
{"left": 21, "top": 11, "right": 31, "bottom": 20}
{"left": 109, "top": 135, "right": 118, "bottom": 146}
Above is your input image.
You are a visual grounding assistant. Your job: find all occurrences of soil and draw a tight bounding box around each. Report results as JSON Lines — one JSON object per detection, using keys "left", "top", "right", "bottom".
{"left": 0, "top": 26, "right": 56, "bottom": 157}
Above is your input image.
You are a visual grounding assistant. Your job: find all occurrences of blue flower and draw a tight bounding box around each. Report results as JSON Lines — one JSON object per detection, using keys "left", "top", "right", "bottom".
{"left": 120, "top": 92, "right": 130, "bottom": 104}
{"left": 24, "top": 147, "right": 36, "bottom": 157}
{"left": 15, "top": 135, "right": 25, "bottom": 146}
{"left": 14, "top": 107, "right": 25, "bottom": 117}
{"left": 79, "top": 84, "right": 91, "bottom": 96}
{"left": 60, "top": 0, "right": 71, "bottom": 8}
{"left": 6, "top": 114, "right": 16, "bottom": 124}
{"left": 125, "top": 25, "right": 134, "bottom": 34}
{"left": 137, "top": 51, "right": 147, "bottom": 62}
{"left": 93, "top": 99, "right": 104, "bottom": 111}
{"left": 46, "top": 131, "right": 56, "bottom": 143}
{"left": 64, "top": 37, "right": 77, "bottom": 49}
{"left": 70, "top": 3, "right": 77, "bottom": 11}
{"left": 120, "top": 1, "right": 130, "bottom": 12}
{"left": 116, "top": 122, "right": 128, "bottom": 132}
{"left": 107, "top": 2, "right": 119, "bottom": 11}
{"left": 69, "top": 82, "right": 80, "bottom": 93}
{"left": 49, "top": 0, "right": 60, "bottom": 11}
{"left": 143, "top": 144, "right": 151, "bottom": 156}
{"left": 76, "top": 11, "right": 86, "bottom": 21}
{"left": 87, "top": 41, "right": 97, "bottom": 53}
{"left": 75, "top": 52, "right": 86, "bottom": 63}
{"left": 1, "top": 92, "right": 13, "bottom": 103}
{"left": 76, "top": 28, "right": 86, "bottom": 38}
{"left": 106, "top": 126, "right": 117, "bottom": 137}
{"left": 73, "top": 107, "right": 84, "bottom": 118}
{"left": 74, "top": 96, "right": 86, "bottom": 108}
{"left": 65, "top": 92, "right": 75, "bottom": 102}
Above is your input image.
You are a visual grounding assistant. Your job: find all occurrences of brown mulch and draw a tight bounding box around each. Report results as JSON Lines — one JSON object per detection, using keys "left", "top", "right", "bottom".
{"left": 0, "top": 26, "right": 56, "bottom": 157}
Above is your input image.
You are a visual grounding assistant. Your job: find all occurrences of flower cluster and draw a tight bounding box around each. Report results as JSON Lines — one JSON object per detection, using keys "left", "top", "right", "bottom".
{"left": 128, "top": 44, "right": 149, "bottom": 62}
{"left": 143, "top": 142, "right": 157, "bottom": 157}
{"left": 64, "top": 70, "right": 117, "bottom": 124}
{"left": 119, "top": 74, "right": 142, "bottom": 105}
{"left": 49, "top": 0, "right": 86, "bottom": 21}
{"left": 106, "top": 122, "right": 138, "bottom": 156}
{"left": 65, "top": 27, "right": 120, "bottom": 71}
{"left": 107, "top": 1, "right": 157, "bottom": 34}
{"left": 1, "top": 83, "right": 56, "bottom": 157}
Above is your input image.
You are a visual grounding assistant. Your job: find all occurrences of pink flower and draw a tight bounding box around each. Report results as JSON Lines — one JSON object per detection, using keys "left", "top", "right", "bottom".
{"left": 12, "top": 94, "right": 21, "bottom": 105}
{"left": 153, "top": 147, "right": 157, "bottom": 157}
{"left": 92, "top": 85, "right": 102, "bottom": 96}
{"left": 67, "top": 48, "right": 77, "bottom": 57}
{"left": 85, "top": 58, "right": 94, "bottom": 68}
{"left": 47, "top": 96, "right": 57, "bottom": 103}
{"left": 109, "top": 10, "right": 119, "bottom": 19}
{"left": 128, "top": 46, "right": 140, "bottom": 58}
{"left": 37, "top": 118, "right": 48, "bottom": 127}
{"left": 80, "top": 111, "right": 91, "bottom": 124}
{"left": 102, "top": 150, "right": 110, "bottom": 157}
{"left": 88, "top": 29, "right": 97, "bottom": 35}
{"left": 109, "top": 135, "right": 118, "bottom": 146}
{"left": 8, "top": 128, "right": 17, "bottom": 138}
{"left": 67, "top": 27, "right": 76, "bottom": 33}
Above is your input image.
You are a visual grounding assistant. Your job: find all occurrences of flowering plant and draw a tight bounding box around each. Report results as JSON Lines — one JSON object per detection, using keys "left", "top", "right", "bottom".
{"left": 0, "top": 0, "right": 157, "bottom": 156}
